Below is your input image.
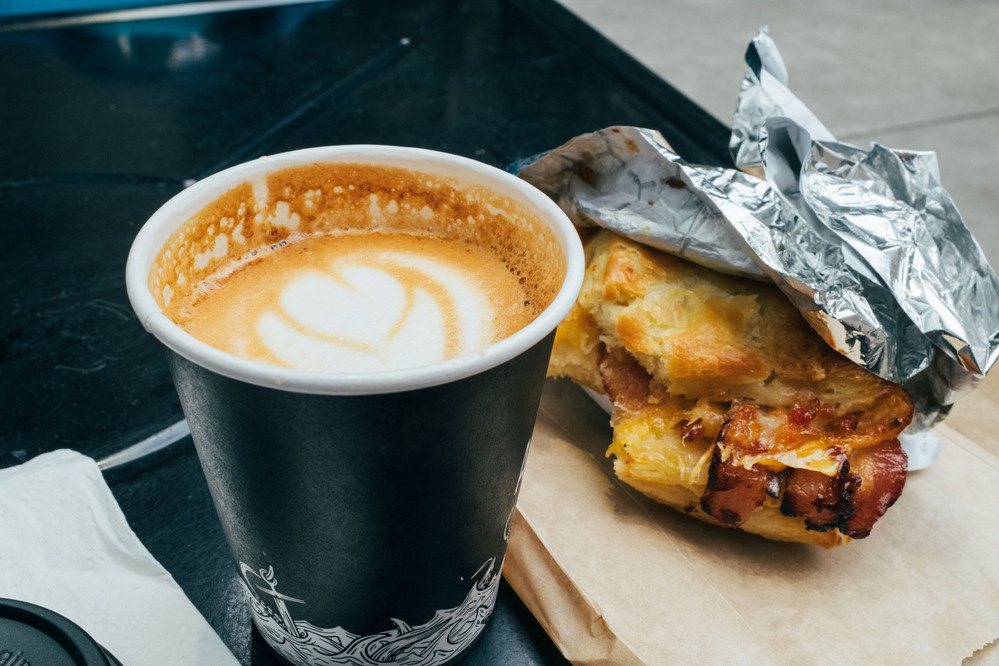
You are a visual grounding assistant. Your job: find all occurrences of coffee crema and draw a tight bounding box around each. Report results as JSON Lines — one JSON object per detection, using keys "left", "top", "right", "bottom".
{"left": 150, "top": 161, "right": 565, "bottom": 372}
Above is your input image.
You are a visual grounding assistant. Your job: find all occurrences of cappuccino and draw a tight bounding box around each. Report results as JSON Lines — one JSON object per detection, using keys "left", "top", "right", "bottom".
{"left": 150, "top": 161, "right": 565, "bottom": 373}
{"left": 128, "top": 147, "right": 584, "bottom": 666}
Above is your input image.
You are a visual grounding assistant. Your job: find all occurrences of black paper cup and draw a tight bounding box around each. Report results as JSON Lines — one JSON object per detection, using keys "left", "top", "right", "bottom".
{"left": 126, "top": 146, "right": 584, "bottom": 665}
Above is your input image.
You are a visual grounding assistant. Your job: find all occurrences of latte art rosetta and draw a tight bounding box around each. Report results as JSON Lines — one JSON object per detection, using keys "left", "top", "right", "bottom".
{"left": 177, "top": 232, "right": 536, "bottom": 372}
{"left": 256, "top": 257, "right": 489, "bottom": 372}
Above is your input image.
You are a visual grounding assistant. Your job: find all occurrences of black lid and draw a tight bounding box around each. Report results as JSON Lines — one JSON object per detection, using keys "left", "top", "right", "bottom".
{"left": 0, "top": 598, "right": 122, "bottom": 666}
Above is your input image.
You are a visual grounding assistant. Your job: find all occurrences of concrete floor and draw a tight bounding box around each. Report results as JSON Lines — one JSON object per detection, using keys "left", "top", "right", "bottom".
{"left": 557, "top": 0, "right": 999, "bottom": 268}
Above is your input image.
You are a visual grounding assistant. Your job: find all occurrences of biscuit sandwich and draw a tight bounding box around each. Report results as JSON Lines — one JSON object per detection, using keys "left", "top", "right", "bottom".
{"left": 549, "top": 228, "right": 914, "bottom": 547}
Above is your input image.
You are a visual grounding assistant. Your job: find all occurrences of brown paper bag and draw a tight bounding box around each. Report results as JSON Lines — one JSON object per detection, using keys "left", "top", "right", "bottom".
{"left": 505, "top": 377, "right": 999, "bottom": 664}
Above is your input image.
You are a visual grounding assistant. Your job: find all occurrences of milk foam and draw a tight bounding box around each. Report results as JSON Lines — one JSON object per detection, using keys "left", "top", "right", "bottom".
{"left": 178, "top": 232, "right": 532, "bottom": 373}
{"left": 258, "top": 256, "right": 489, "bottom": 372}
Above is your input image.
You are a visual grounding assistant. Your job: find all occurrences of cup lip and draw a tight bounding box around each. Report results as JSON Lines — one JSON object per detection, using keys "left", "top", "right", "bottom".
{"left": 126, "top": 145, "right": 584, "bottom": 395}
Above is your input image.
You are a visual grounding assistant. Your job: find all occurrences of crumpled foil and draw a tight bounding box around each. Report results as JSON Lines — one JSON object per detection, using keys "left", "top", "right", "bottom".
{"left": 729, "top": 28, "right": 834, "bottom": 171}
{"left": 511, "top": 32, "right": 999, "bottom": 469}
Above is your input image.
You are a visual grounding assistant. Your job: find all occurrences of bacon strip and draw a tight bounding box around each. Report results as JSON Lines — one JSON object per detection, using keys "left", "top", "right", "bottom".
{"left": 700, "top": 440, "right": 781, "bottom": 527}
{"left": 780, "top": 466, "right": 854, "bottom": 532}
{"left": 777, "top": 440, "right": 907, "bottom": 537}
{"left": 842, "top": 440, "right": 908, "bottom": 538}
{"left": 597, "top": 344, "right": 652, "bottom": 413}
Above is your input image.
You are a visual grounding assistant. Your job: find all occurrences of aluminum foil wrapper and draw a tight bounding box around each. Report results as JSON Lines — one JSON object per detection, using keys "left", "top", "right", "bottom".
{"left": 512, "top": 30, "right": 999, "bottom": 469}
{"left": 729, "top": 28, "right": 835, "bottom": 171}
{"left": 509, "top": 127, "right": 769, "bottom": 279}
{"left": 513, "top": 116, "right": 999, "bottom": 475}
{"left": 730, "top": 30, "right": 999, "bottom": 442}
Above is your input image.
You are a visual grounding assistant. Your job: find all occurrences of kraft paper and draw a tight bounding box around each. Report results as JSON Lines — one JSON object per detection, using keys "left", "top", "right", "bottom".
{"left": 505, "top": 375, "right": 999, "bottom": 664}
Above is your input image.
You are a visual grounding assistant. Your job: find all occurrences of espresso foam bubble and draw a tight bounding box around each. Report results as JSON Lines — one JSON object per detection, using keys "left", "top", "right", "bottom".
{"left": 151, "top": 161, "right": 566, "bottom": 372}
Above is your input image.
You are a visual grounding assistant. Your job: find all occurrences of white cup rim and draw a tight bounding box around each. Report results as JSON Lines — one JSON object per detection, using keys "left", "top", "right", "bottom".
{"left": 126, "top": 145, "right": 584, "bottom": 395}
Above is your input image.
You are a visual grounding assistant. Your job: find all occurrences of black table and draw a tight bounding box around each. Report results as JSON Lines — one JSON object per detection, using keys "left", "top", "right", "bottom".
{"left": 0, "top": 1, "right": 732, "bottom": 662}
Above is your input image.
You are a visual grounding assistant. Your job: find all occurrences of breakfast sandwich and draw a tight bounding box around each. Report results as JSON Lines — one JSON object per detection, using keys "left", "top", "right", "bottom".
{"left": 549, "top": 229, "right": 914, "bottom": 547}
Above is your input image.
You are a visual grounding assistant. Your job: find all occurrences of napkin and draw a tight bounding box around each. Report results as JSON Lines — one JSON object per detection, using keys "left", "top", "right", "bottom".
{"left": 0, "top": 449, "right": 238, "bottom": 665}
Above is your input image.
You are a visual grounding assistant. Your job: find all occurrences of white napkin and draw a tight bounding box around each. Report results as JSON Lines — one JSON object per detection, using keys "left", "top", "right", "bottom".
{"left": 0, "top": 449, "right": 238, "bottom": 665}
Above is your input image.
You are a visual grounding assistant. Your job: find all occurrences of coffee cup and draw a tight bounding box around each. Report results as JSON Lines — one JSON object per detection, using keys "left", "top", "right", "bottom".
{"left": 125, "top": 145, "right": 584, "bottom": 665}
